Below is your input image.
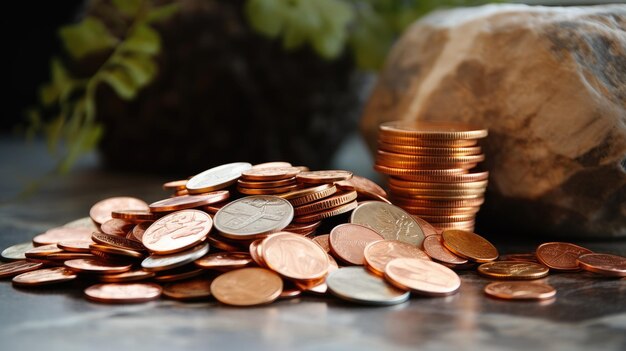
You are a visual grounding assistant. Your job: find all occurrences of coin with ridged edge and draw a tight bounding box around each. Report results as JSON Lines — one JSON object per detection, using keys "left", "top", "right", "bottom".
{"left": 0, "top": 261, "right": 43, "bottom": 279}
{"left": 294, "top": 191, "right": 357, "bottom": 216}
{"left": 296, "top": 170, "right": 353, "bottom": 184}
{"left": 379, "top": 121, "right": 488, "bottom": 140}
{"left": 378, "top": 143, "right": 482, "bottom": 156}
{"left": 280, "top": 184, "right": 337, "bottom": 206}
{"left": 186, "top": 162, "right": 252, "bottom": 194}
{"left": 326, "top": 267, "right": 409, "bottom": 306}
{"left": 293, "top": 201, "right": 357, "bottom": 223}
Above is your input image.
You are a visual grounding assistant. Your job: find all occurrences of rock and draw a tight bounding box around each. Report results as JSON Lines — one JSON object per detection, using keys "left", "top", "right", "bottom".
{"left": 361, "top": 4, "right": 626, "bottom": 238}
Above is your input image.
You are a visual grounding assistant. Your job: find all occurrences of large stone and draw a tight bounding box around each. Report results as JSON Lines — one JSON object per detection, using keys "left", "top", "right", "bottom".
{"left": 361, "top": 4, "right": 626, "bottom": 238}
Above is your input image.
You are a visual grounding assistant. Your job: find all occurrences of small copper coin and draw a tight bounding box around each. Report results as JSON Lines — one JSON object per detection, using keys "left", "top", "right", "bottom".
{"left": 100, "top": 218, "right": 135, "bottom": 236}
{"left": 261, "top": 232, "right": 329, "bottom": 280}
{"left": 1, "top": 242, "right": 35, "bottom": 261}
{"left": 47, "top": 253, "right": 97, "bottom": 261}
{"left": 364, "top": 240, "right": 431, "bottom": 276}
{"left": 312, "top": 234, "right": 330, "bottom": 252}
{"left": 153, "top": 267, "right": 204, "bottom": 282}
{"left": 211, "top": 267, "right": 283, "bottom": 306}
{"left": 84, "top": 283, "right": 162, "bottom": 304}
{"left": 12, "top": 267, "right": 77, "bottom": 286}
{"left": 536, "top": 242, "right": 593, "bottom": 271}
{"left": 329, "top": 223, "right": 383, "bottom": 265}
{"left": 326, "top": 267, "right": 409, "bottom": 306}
{"left": 577, "top": 253, "right": 626, "bottom": 277}
{"left": 284, "top": 221, "right": 322, "bottom": 234}
{"left": 335, "top": 175, "right": 388, "bottom": 198}
{"left": 131, "top": 222, "right": 151, "bottom": 242}
{"left": 162, "top": 278, "right": 213, "bottom": 300}
{"left": 163, "top": 180, "right": 188, "bottom": 191}
{"left": 392, "top": 196, "right": 485, "bottom": 208}
{"left": 279, "top": 184, "right": 338, "bottom": 206}
{"left": 296, "top": 170, "right": 353, "bottom": 184}
{"left": 141, "top": 243, "right": 210, "bottom": 272}
{"left": 391, "top": 171, "right": 489, "bottom": 184}
{"left": 186, "top": 162, "right": 252, "bottom": 194}
{"left": 92, "top": 231, "right": 146, "bottom": 252}
{"left": 241, "top": 167, "right": 301, "bottom": 181}
{"left": 195, "top": 252, "right": 253, "bottom": 270}
{"left": 249, "top": 239, "right": 266, "bottom": 267}
{"left": 294, "top": 191, "right": 357, "bottom": 216}
{"left": 441, "top": 230, "right": 498, "bottom": 263}
{"left": 389, "top": 178, "right": 488, "bottom": 190}
{"left": 149, "top": 191, "right": 230, "bottom": 212}
{"left": 65, "top": 259, "right": 133, "bottom": 274}
{"left": 214, "top": 196, "right": 293, "bottom": 240}
{"left": 478, "top": 261, "right": 549, "bottom": 280}
{"left": 33, "top": 227, "right": 93, "bottom": 246}
{"left": 405, "top": 206, "right": 480, "bottom": 216}
{"left": 384, "top": 258, "right": 461, "bottom": 296}
{"left": 0, "top": 261, "right": 43, "bottom": 278}
{"left": 378, "top": 133, "right": 477, "bottom": 147}
{"left": 24, "top": 244, "right": 63, "bottom": 258}
{"left": 412, "top": 216, "right": 440, "bottom": 237}
{"left": 206, "top": 234, "right": 242, "bottom": 252}
{"left": 237, "top": 177, "right": 296, "bottom": 189}
{"left": 423, "top": 235, "right": 468, "bottom": 265}
{"left": 111, "top": 210, "right": 160, "bottom": 222}
{"left": 294, "top": 201, "right": 357, "bottom": 223}
{"left": 57, "top": 240, "right": 94, "bottom": 253}
{"left": 90, "top": 244, "right": 145, "bottom": 259}
{"left": 484, "top": 281, "right": 556, "bottom": 300}
{"left": 351, "top": 201, "right": 425, "bottom": 247}
{"left": 379, "top": 121, "right": 488, "bottom": 140}
{"left": 252, "top": 161, "right": 293, "bottom": 169}
{"left": 89, "top": 197, "right": 149, "bottom": 225}
{"left": 142, "top": 209, "right": 212, "bottom": 254}
{"left": 99, "top": 269, "right": 155, "bottom": 283}
{"left": 374, "top": 165, "right": 468, "bottom": 177}
{"left": 378, "top": 143, "right": 482, "bottom": 156}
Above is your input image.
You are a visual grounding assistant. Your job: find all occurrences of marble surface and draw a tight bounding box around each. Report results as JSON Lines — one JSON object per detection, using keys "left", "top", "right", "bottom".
{"left": 1, "top": 137, "right": 625, "bottom": 351}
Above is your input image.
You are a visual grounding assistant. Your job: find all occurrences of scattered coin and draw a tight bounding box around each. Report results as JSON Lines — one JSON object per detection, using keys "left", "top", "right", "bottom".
{"left": 0, "top": 261, "right": 43, "bottom": 279}
{"left": 93, "top": 231, "right": 146, "bottom": 252}
{"left": 252, "top": 161, "right": 293, "bottom": 169}
{"left": 261, "top": 232, "right": 328, "bottom": 281}
{"left": 211, "top": 267, "right": 283, "bottom": 306}
{"left": 484, "top": 281, "right": 556, "bottom": 300}
{"left": 498, "top": 253, "right": 539, "bottom": 263}
{"left": 536, "top": 242, "right": 593, "bottom": 271}
{"left": 111, "top": 209, "right": 160, "bottom": 222}
{"left": 186, "top": 162, "right": 252, "bottom": 194}
{"left": 149, "top": 191, "right": 230, "bottom": 212}
{"left": 478, "top": 261, "right": 549, "bottom": 280}
{"left": 312, "top": 234, "right": 330, "bottom": 252}
{"left": 384, "top": 258, "right": 461, "bottom": 296}
{"left": 65, "top": 259, "right": 133, "bottom": 274}
{"left": 141, "top": 243, "right": 210, "bottom": 272}
{"left": 99, "top": 269, "right": 156, "bottom": 283}
{"left": 576, "top": 253, "right": 626, "bottom": 277}
{"left": 90, "top": 244, "right": 145, "bottom": 259}
{"left": 351, "top": 202, "right": 425, "bottom": 247}
{"left": 89, "top": 197, "right": 149, "bottom": 225}
{"left": 326, "top": 267, "right": 410, "bottom": 306}
{"left": 364, "top": 240, "right": 430, "bottom": 276}
{"left": 194, "top": 252, "right": 253, "bottom": 270}
{"left": 162, "top": 278, "right": 213, "bottom": 301}
{"left": 12, "top": 267, "right": 77, "bottom": 286}
{"left": 57, "top": 240, "right": 94, "bottom": 253}
{"left": 1, "top": 242, "right": 35, "bottom": 261}
{"left": 329, "top": 223, "right": 383, "bottom": 265}
{"left": 441, "top": 230, "right": 498, "bottom": 262}
{"left": 422, "top": 235, "right": 468, "bottom": 265}
{"left": 84, "top": 283, "right": 162, "bottom": 304}
{"left": 142, "top": 209, "right": 212, "bottom": 254}
{"left": 24, "top": 244, "right": 63, "bottom": 258}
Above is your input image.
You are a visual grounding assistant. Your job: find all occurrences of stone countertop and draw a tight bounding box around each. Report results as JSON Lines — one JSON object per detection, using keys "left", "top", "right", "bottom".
{"left": 1, "top": 137, "right": 625, "bottom": 351}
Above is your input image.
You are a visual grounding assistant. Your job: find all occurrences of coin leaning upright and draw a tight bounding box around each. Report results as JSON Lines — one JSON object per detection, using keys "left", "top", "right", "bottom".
{"left": 351, "top": 201, "right": 425, "bottom": 248}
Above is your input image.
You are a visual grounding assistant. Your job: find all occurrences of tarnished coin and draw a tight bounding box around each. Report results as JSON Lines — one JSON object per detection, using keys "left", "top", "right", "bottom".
{"left": 536, "top": 242, "right": 593, "bottom": 271}
{"left": 195, "top": 252, "right": 253, "bottom": 270}
{"left": 1, "top": 242, "right": 35, "bottom": 261}
{"left": 89, "top": 197, "right": 149, "bottom": 225}
{"left": 379, "top": 121, "right": 488, "bottom": 140}
{"left": 261, "top": 232, "right": 328, "bottom": 281}
{"left": 577, "top": 253, "right": 626, "bottom": 277}
{"left": 351, "top": 202, "right": 425, "bottom": 247}
{"left": 312, "top": 234, "right": 330, "bottom": 253}
{"left": 326, "top": 267, "right": 409, "bottom": 305}
{"left": 0, "top": 261, "right": 42, "bottom": 278}
{"left": 478, "top": 261, "right": 549, "bottom": 280}
{"left": 296, "top": 170, "right": 353, "bottom": 184}
{"left": 142, "top": 209, "right": 212, "bottom": 254}
{"left": 484, "top": 281, "right": 556, "bottom": 300}
{"left": 441, "top": 230, "right": 498, "bottom": 262}
{"left": 33, "top": 227, "right": 93, "bottom": 246}
{"left": 93, "top": 231, "right": 146, "bottom": 252}
{"left": 329, "top": 223, "right": 383, "bottom": 265}
{"left": 186, "top": 162, "right": 252, "bottom": 194}
{"left": 65, "top": 259, "right": 133, "bottom": 274}
{"left": 99, "top": 269, "right": 155, "bottom": 283}
{"left": 241, "top": 167, "right": 301, "bottom": 181}
{"left": 211, "top": 267, "right": 283, "bottom": 306}
{"left": 100, "top": 218, "right": 135, "bottom": 236}
{"left": 111, "top": 210, "right": 160, "bottom": 222}
{"left": 364, "top": 240, "right": 430, "bottom": 276}
{"left": 24, "top": 244, "right": 63, "bottom": 258}
{"left": 384, "top": 258, "right": 461, "bottom": 296}
{"left": 214, "top": 196, "right": 293, "bottom": 240}
{"left": 84, "top": 283, "right": 162, "bottom": 304}
{"left": 149, "top": 191, "right": 230, "bottom": 212}
{"left": 162, "top": 278, "right": 213, "bottom": 301}
{"left": 12, "top": 267, "right": 77, "bottom": 286}
{"left": 423, "top": 235, "right": 467, "bottom": 265}
{"left": 141, "top": 243, "right": 209, "bottom": 272}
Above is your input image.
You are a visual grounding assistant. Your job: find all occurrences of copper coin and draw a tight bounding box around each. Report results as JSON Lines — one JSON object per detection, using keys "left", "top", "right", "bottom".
{"left": 0, "top": 261, "right": 43, "bottom": 278}
{"left": 478, "top": 261, "right": 549, "bottom": 280}
{"left": 484, "top": 281, "right": 556, "bottom": 300}
{"left": 334, "top": 175, "right": 387, "bottom": 198}
{"left": 389, "top": 178, "right": 488, "bottom": 190}
{"left": 162, "top": 278, "right": 213, "bottom": 301}
{"left": 99, "top": 269, "right": 155, "bottom": 283}
{"left": 100, "top": 218, "right": 135, "bottom": 236}
{"left": 374, "top": 165, "right": 468, "bottom": 177}
{"left": 364, "top": 240, "right": 430, "bottom": 276}
{"left": 202, "top": 202, "right": 228, "bottom": 214}
{"left": 24, "top": 244, "right": 63, "bottom": 258}
{"left": 90, "top": 244, "right": 145, "bottom": 259}
{"left": 378, "top": 133, "right": 478, "bottom": 147}
{"left": 195, "top": 252, "right": 253, "bottom": 270}
{"left": 237, "top": 177, "right": 296, "bottom": 189}
{"left": 379, "top": 121, "right": 488, "bottom": 140}
{"left": 377, "top": 150, "right": 485, "bottom": 166}
{"left": 499, "top": 253, "right": 538, "bottom": 263}
{"left": 141, "top": 243, "right": 209, "bottom": 272}
{"left": 206, "top": 234, "right": 242, "bottom": 252}
{"left": 384, "top": 257, "right": 461, "bottom": 296}
{"left": 422, "top": 235, "right": 468, "bottom": 265}
{"left": 297, "top": 254, "right": 339, "bottom": 295}
{"left": 350, "top": 201, "right": 425, "bottom": 247}
{"left": 241, "top": 167, "right": 301, "bottom": 181}
{"left": 149, "top": 191, "right": 230, "bottom": 212}
{"left": 388, "top": 184, "right": 486, "bottom": 197}
{"left": 1, "top": 242, "right": 35, "bottom": 261}
{"left": 47, "top": 253, "right": 97, "bottom": 261}
{"left": 392, "top": 171, "right": 489, "bottom": 183}
{"left": 12, "top": 267, "right": 77, "bottom": 286}
{"left": 279, "top": 282, "right": 303, "bottom": 299}
{"left": 441, "top": 230, "right": 498, "bottom": 262}
{"left": 329, "top": 223, "right": 383, "bottom": 265}
{"left": 33, "top": 227, "right": 93, "bottom": 246}
{"left": 392, "top": 196, "right": 485, "bottom": 208}
{"left": 65, "top": 259, "right": 133, "bottom": 274}
{"left": 433, "top": 220, "right": 476, "bottom": 229}
{"left": 57, "top": 240, "right": 95, "bottom": 253}
{"left": 405, "top": 206, "right": 480, "bottom": 216}
{"left": 261, "top": 232, "right": 329, "bottom": 281}
{"left": 131, "top": 222, "right": 151, "bottom": 242}
{"left": 294, "top": 191, "right": 358, "bottom": 216}
{"left": 214, "top": 195, "right": 293, "bottom": 240}
{"left": 84, "top": 283, "right": 162, "bottom": 304}
{"left": 186, "top": 162, "right": 252, "bottom": 194}
{"left": 296, "top": 170, "right": 353, "bottom": 184}
{"left": 89, "top": 197, "right": 149, "bottom": 225}
{"left": 284, "top": 221, "right": 322, "bottom": 234}
{"left": 163, "top": 179, "right": 188, "bottom": 191}
{"left": 576, "top": 253, "right": 626, "bottom": 277}
{"left": 153, "top": 267, "right": 204, "bottom": 283}
{"left": 237, "top": 184, "right": 299, "bottom": 195}
{"left": 111, "top": 210, "right": 160, "bottom": 222}
{"left": 412, "top": 216, "right": 440, "bottom": 237}
{"left": 293, "top": 201, "right": 357, "bottom": 223}
{"left": 248, "top": 239, "right": 266, "bottom": 267}
{"left": 312, "top": 234, "right": 330, "bottom": 253}
{"left": 142, "top": 209, "right": 212, "bottom": 254}
{"left": 93, "top": 231, "right": 146, "bottom": 252}
{"left": 211, "top": 267, "right": 283, "bottom": 306}
{"left": 536, "top": 242, "right": 593, "bottom": 271}
{"left": 63, "top": 217, "right": 99, "bottom": 230}
{"left": 326, "top": 267, "right": 410, "bottom": 305}
{"left": 378, "top": 143, "right": 482, "bottom": 156}
{"left": 252, "top": 161, "right": 292, "bottom": 169}
{"left": 389, "top": 189, "right": 483, "bottom": 201}
{"left": 279, "top": 184, "right": 337, "bottom": 206}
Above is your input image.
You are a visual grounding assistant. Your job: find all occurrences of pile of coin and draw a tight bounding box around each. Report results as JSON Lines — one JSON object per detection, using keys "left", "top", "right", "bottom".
{"left": 375, "top": 121, "right": 489, "bottom": 232}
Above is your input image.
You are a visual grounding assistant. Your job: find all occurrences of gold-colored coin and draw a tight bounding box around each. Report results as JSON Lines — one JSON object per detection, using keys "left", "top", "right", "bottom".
{"left": 296, "top": 170, "right": 353, "bottom": 184}
{"left": 237, "top": 177, "right": 296, "bottom": 189}
{"left": 378, "top": 142, "right": 482, "bottom": 156}
{"left": 378, "top": 133, "right": 478, "bottom": 147}
{"left": 261, "top": 232, "right": 329, "bottom": 281}
{"left": 293, "top": 201, "right": 358, "bottom": 223}
{"left": 210, "top": 267, "right": 283, "bottom": 306}
{"left": 388, "top": 184, "right": 486, "bottom": 197}
{"left": 379, "top": 121, "right": 488, "bottom": 140}
{"left": 294, "top": 191, "right": 357, "bottom": 216}
{"left": 391, "top": 171, "right": 489, "bottom": 183}
{"left": 279, "top": 184, "right": 338, "bottom": 206}
{"left": 478, "top": 261, "right": 549, "bottom": 280}
{"left": 415, "top": 214, "right": 477, "bottom": 224}
{"left": 364, "top": 240, "right": 431, "bottom": 276}
{"left": 374, "top": 165, "right": 468, "bottom": 177}
{"left": 389, "top": 178, "right": 488, "bottom": 190}
{"left": 434, "top": 220, "right": 476, "bottom": 230}
{"left": 441, "top": 230, "right": 498, "bottom": 263}
{"left": 389, "top": 189, "right": 483, "bottom": 200}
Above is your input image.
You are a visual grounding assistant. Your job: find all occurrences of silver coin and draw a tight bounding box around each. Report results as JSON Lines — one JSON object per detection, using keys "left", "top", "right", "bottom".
{"left": 186, "top": 162, "right": 252, "bottom": 193}
{"left": 214, "top": 195, "right": 293, "bottom": 240}
{"left": 351, "top": 201, "right": 425, "bottom": 247}
{"left": 326, "top": 267, "right": 410, "bottom": 306}
{"left": 141, "top": 243, "right": 209, "bottom": 272}
{"left": 1, "top": 242, "right": 35, "bottom": 261}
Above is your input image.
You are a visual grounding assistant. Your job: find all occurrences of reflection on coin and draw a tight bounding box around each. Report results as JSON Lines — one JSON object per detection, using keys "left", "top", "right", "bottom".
{"left": 214, "top": 196, "right": 293, "bottom": 240}
{"left": 294, "top": 191, "right": 357, "bottom": 216}
{"left": 1, "top": 242, "right": 35, "bottom": 261}
{"left": 25, "top": 244, "right": 63, "bottom": 258}
{"left": 211, "top": 267, "right": 283, "bottom": 306}
{"left": 364, "top": 240, "right": 430, "bottom": 276}
{"left": 111, "top": 210, "right": 160, "bottom": 222}
{"left": 186, "top": 162, "right": 252, "bottom": 194}
{"left": 294, "top": 201, "right": 357, "bottom": 223}
{"left": 296, "top": 170, "right": 353, "bottom": 184}
{"left": 162, "top": 278, "right": 213, "bottom": 301}
{"left": 351, "top": 202, "right": 425, "bottom": 247}
{"left": 141, "top": 243, "right": 209, "bottom": 272}
{"left": 33, "top": 227, "right": 93, "bottom": 246}
{"left": 57, "top": 240, "right": 94, "bottom": 253}
{"left": 326, "top": 267, "right": 409, "bottom": 305}
{"left": 577, "top": 253, "right": 626, "bottom": 277}
{"left": 423, "top": 235, "right": 467, "bottom": 265}
{"left": 329, "top": 223, "right": 383, "bottom": 265}
{"left": 484, "top": 281, "right": 556, "bottom": 300}
{"left": 84, "top": 283, "right": 162, "bottom": 304}
{"left": 149, "top": 191, "right": 230, "bottom": 212}
{"left": 384, "top": 258, "right": 461, "bottom": 296}
{"left": 12, "top": 267, "right": 77, "bottom": 286}
{"left": 441, "top": 230, "right": 498, "bottom": 262}
{"left": 89, "top": 244, "right": 145, "bottom": 259}
{"left": 89, "top": 197, "right": 149, "bottom": 225}
{"left": 334, "top": 175, "right": 387, "bottom": 198}
{"left": 0, "top": 261, "right": 42, "bottom": 278}
{"left": 536, "top": 242, "right": 593, "bottom": 271}
{"left": 142, "top": 209, "right": 212, "bottom": 254}
{"left": 261, "top": 232, "right": 328, "bottom": 281}
{"left": 478, "top": 261, "right": 549, "bottom": 280}
{"left": 279, "top": 184, "right": 337, "bottom": 206}
{"left": 195, "top": 252, "right": 253, "bottom": 270}
{"left": 99, "top": 269, "right": 155, "bottom": 283}
{"left": 163, "top": 180, "right": 188, "bottom": 191}
{"left": 65, "top": 259, "right": 133, "bottom": 274}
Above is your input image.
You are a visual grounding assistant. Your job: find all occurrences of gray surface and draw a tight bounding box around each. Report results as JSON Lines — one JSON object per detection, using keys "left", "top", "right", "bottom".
{"left": 1, "top": 137, "right": 625, "bottom": 351}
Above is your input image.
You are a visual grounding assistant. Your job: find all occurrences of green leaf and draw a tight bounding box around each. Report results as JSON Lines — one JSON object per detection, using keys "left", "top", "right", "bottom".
{"left": 119, "top": 24, "right": 161, "bottom": 55}
{"left": 39, "top": 58, "right": 76, "bottom": 106}
{"left": 245, "top": 0, "right": 284, "bottom": 37}
{"left": 98, "top": 66, "right": 138, "bottom": 100}
{"left": 59, "top": 17, "right": 119, "bottom": 60}
{"left": 111, "top": 53, "right": 158, "bottom": 87}
{"left": 349, "top": 7, "right": 394, "bottom": 70}
{"left": 146, "top": 3, "right": 181, "bottom": 23}
{"left": 112, "top": 0, "right": 143, "bottom": 17}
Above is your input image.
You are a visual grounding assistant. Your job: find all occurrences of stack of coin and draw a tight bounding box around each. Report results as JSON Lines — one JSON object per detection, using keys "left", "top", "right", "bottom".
{"left": 236, "top": 167, "right": 301, "bottom": 195}
{"left": 374, "top": 121, "right": 489, "bottom": 232}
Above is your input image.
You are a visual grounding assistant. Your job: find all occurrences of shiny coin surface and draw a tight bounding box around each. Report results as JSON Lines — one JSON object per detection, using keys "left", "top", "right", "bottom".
{"left": 237, "top": 177, "right": 296, "bottom": 189}
{"left": 252, "top": 161, "right": 293, "bottom": 169}
{"left": 0, "top": 261, "right": 43, "bottom": 278}
{"left": 84, "top": 283, "right": 162, "bottom": 304}
{"left": 484, "top": 281, "right": 556, "bottom": 300}
{"left": 441, "top": 230, "right": 498, "bottom": 262}
{"left": 379, "top": 121, "right": 488, "bottom": 140}
{"left": 294, "top": 201, "right": 357, "bottom": 223}
{"left": 536, "top": 242, "right": 593, "bottom": 271}
{"left": 186, "top": 162, "right": 252, "bottom": 194}
{"left": 326, "top": 267, "right": 409, "bottom": 306}
{"left": 142, "top": 209, "right": 212, "bottom": 254}
{"left": 1, "top": 242, "right": 35, "bottom": 260}
{"left": 92, "top": 231, "right": 146, "bottom": 252}
{"left": 294, "top": 191, "right": 357, "bottom": 216}
{"left": 478, "top": 261, "right": 549, "bottom": 280}
{"left": 90, "top": 244, "right": 145, "bottom": 259}
{"left": 149, "top": 191, "right": 230, "bottom": 212}
{"left": 378, "top": 143, "right": 482, "bottom": 156}
{"left": 12, "top": 267, "right": 77, "bottom": 286}
{"left": 211, "top": 267, "right": 283, "bottom": 306}
{"left": 422, "top": 235, "right": 467, "bottom": 265}
{"left": 351, "top": 202, "right": 425, "bottom": 247}
{"left": 388, "top": 171, "right": 489, "bottom": 183}
{"left": 195, "top": 252, "right": 253, "bottom": 270}
{"left": 33, "top": 227, "right": 93, "bottom": 246}
{"left": 384, "top": 258, "right": 461, "bottom": 296}
{"left": 241, "top": 167, "right": 301, "bottom": 181}
{"left": 99, "top": 269, "right": 155, "bottom": 283}
{"left": 296, "top": 170, "right": 353, "bottom": 184}
{"left": 279, "top": 184, "right": 337, "bottom": 206}
{"left": 141, "top": 243, "right": 209, "bottom": 272}
{"left": 261, "top": 232, "right": 329, "bottom": 281}
{"left": 100, "top": 218, "right": 135, "bottom": 236}
{"left": 237, "top": 184, "right": 299, "bottom": 195}
{"left": 89, "top": 197, "right": 149, "bottom": 225}
{"left": 329, "top": 223, "right": 383, "bottom": 265}
{"left": 162, "top": 278, "right": 213, "bottom": 301}
{"left": 312, "top": 234, "right": 330, "bottom": 252}
{"left": 214, "top": 195, "right": 293, "bottom": 240}
{"left": 24, "top": 244, "right": 63, "bottom": 258}
{"left": 65, "top": 259, "right": 133, "bottom": 274}
{"left": 163, "top": 180, "right": 188, "bottom": 191}
{"left": 577, "top": 253, "right": 626, "bottom": 277}
{"left": 364, "top": 240, "right": 430, "bottom": 276}
{"left": 111, "top": 210, "right": 160, "bottom": 222}
{"left": 412, "top": 216, "right": 440, "bottom": 237}
{"left": 334, "top": 175, "right": 387, "bottom": 198}
{"left": 57, "top": 240, "right": 94, "bottom": 253}
{"left": 131, "top": 222, "right": 151, "bottom": 242}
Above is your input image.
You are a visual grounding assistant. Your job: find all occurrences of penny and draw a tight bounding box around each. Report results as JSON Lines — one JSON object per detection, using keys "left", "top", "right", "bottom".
{"left": 391, "top": 171, "right": 489, "bottom": 183}
{"left": 478, "top": 261, "right": 549, "bottom": 280}
{"left": 312, "top": 234, "right": 330, "bottom": 252}
{"left": 237, "top": 177, "right": 296, "bottom": 189}
{"left": 93, "top": 231, "right": 146, "bottom": 252}
{"left": 284, "top": 221, "right": 322, "bottom": 234}
{"left": 99, "top": 269, "right": 155, "bottom": 283}
{"left": 57, "top": 240, "right": 95, "bottom": 253}
{"left": 294, "top": 191, "right": 357, "bottom": 216}
{"left": 63, "top": 217, "right": 99, "bottom": 230}
{"left": 334, "top": 175, "right": 388, "bottom": 199}
{"left": 392, "top": 196, "right": 485, "bottom": 208}
{"left": 0, "top": 261, "right": 42, "bottom": 278}
{"left": 329, "top": 223, "right": 383, "bottom": 265}
{"left": 47, "top": 253, "right": 96, "bottom": 261}
{"left": 293, "top": 201, "right": 357, "bottom": 223}
{"left": 536, "top": 242, "right": 593, "bottom": 271}
{"left": 261, "top": 232, "right": 328, "bottom": 281}
{"left": 296, "top": 170, "right": 353, "bottom": 184}
{"left": 377, "top": 150, "right": 485, "bottom": 165}
{"left": 389, "top": 178, "right": 488, "bottom": 190}
{"left": 84, "top": 283, "right": 162, "bottom": 304}
{"left": 214, "top": 195, "right": 293, "bottom": 240}
{"left": 279, "top": 282, "right": 302, "bottom": 299}
{"left": 252, "top": 161, "right": 292, "bottom": 169}
{"left": 498, "top": 253, "right": 539, "bottom": 263}
{"left": 279, "top": 184, "right": 337, "bottom": 206}
{"left": 195, "top": 252, "right": 253, "bottom": 270}
{"left": 131, "top": 222, "right": 151, "bottom": 242}
{"left": 433, "top": 220, "right": 476, "bottom": 230}
{"left": 142, "top": 209, "right": 212, "bottom": 254}
{"left": 350, "top": 202, "right": 425, "bottom": 247}
{"left": 378, "top": 143, "right": 482, "bottom": 156}
{"left": 248, "top": 239, "right": 266, "bottom": 267}
{"left": 162, "top": 278, "right": 213, "bottom": 301}
{"left": 384, "top": 258, "right": 461, "bottom": 296}
{"left": 412, "top": 216, "right": 440, "bottom": 237}
{"left": 379, "top": 121, "right": 488, "bottom": 140}
{"left": 405, "top": 206, "right": 480, "bottom": 216}
{"left": 422, "top": 235, "right": 468, "bottom": 265}
{"left": 12, "top": 267, "right": 77, "bottom": 286}
{"left": 211, "top": 267, "right": 283, "bottom": 306}
{"left": 484, "top": 281, "right": 556, "bottom": 300}
{"left": 297, "top": 254, "right": 339, "bottom": 295}
{"left": 90, "top": 244, "right": 145, "bottom": 259}
{"left": 186, "top": 162, "right": 252, "bottom": 194}
{"left": 111, "top": 209, "right": 160, "bottom": 222}
{"left": 141, "top": 243, "right": 209, "bottom": 272}
{"left": 32, "top": 227, "right": 93, "bottom": 246}
{"left": 89, "top": 197, "right": 149, "bottom": 225}
{"left": 237, "top": 184, "right": 299, "bottom": 195}
{"left": 388, "top": 184, "right": 486, "bottom": 197}
{"left": 24, "top": 244, "right": 63, "bottom": 258}
{"left": 326, "top": 267, "right": 409, "bottom": 305}
{"left": 441, "top": 230, "right": 498, "bottom": 262}
{"left": 162, "top": 180, "right": 188, "bottom": 191}
{"left": 241, "top": 167, "right": 301, "bottom": 181}
{"left": 378, "top": 133, "right": 478, "bottom": 147}
{"left": 100, "top": 218, "right": 135, "bottom": 236}
{"left": 1, "top": 242, "right": 35, "bottom": 261}
{"left": 65, "top": 259, "right": 133, "bottom": 274}
{"left": 576, "top": 253, "right": 626, "bottom": 277}
{"left": 149, "top": 191, "right": 230, "bottom": 213}
{"left": 364, "top": 240, "right": 431, "bottom": 276}
{"left": 374, "top": 165, "right": 468, "bottom": 177}
{"left": 153, "top": 267, "right": 204, "bottom": 282}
